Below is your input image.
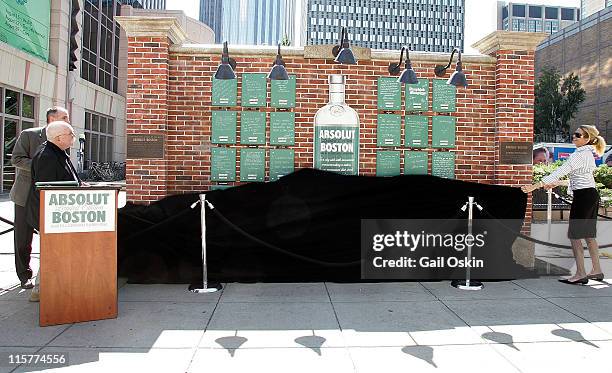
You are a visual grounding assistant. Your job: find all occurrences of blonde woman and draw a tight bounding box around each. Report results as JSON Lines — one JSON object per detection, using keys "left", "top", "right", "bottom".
{"left": 522, "top": 125, "right": 606, "bottom": 284}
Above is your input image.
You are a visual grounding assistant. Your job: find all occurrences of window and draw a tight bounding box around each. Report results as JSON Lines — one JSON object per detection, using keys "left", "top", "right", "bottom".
{"left": 529, "top": 6, "right": 542, "bottom": 18}
{"left": 512, "top": 19, "right": 519, "bottom": 31}
{"left": 1, "top": 86, "right": 36, "bottom": 193}
{"left": 545, "top": 7, "right": 558, "bottom": 19}
{"left": 84, "top": 111, "right": 114, "bottom": 168}
{"left": 561, "top": 8, "right": 574, "bottom": 20}
{"left": 518, "top": 19, "right": 526, "bottom": 31}
{"left": 502, "top": 6, "right": 508, "bottom": 19}
{"left": 81, "top": 0, "right": 121, "bottom": 93}
{"left": 512, "top": 4, "right": 525, "bottom": 17}
{"left": 528, "top": 19, "right": 536, "bottom": 32}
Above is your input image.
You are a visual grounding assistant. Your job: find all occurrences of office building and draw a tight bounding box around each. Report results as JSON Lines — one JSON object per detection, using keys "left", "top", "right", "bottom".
{"left": 498, "top": 2, "right": 580, "bottom": 34}
{"left": 535, "top": 6, "right": 611, "bottom": 141}
{"left": 581, "top": 0, "right": 612, "bottom": 18}
{"left": 305, "top": 0, "right": 465, "bottom": 53}
{"left": 200, "top": 0, "right": 294, "bottom": 45}
{"left": 140, "top": 0, "right": 166, "bottom": 9}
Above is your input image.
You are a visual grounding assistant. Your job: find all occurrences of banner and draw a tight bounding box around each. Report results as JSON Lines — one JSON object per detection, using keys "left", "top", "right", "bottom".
{"left": 44, "top": 190, "right": 116, "bottom": 234}
{"left": 0, "top": 0, "right": 50, "bottom": 61}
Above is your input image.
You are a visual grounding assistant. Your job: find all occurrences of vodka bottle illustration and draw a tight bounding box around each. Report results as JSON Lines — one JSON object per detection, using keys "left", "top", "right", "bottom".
{"left": 314, "top": 75, "right": 360, "bottom": 175}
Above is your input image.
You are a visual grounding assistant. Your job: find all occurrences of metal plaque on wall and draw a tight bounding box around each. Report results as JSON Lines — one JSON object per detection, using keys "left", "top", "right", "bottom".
{"left": 127, "top": 134, "right": 164, "bottom": 159}
{"left": 500, "top": 141, "right": 533, "bottom": 164}
{"left": 212, "top": 78, "right": 238, "bottom": 107}
{"left": 432, "top": 152, "right": 456, "bottom": 179}
{"left": 432, "top": 116, "right": 456, "bottom": 148}
{"left": 405, "top": 79, "right": 429, "bottom": 112}
{"left": 404, "top": 151, "right": 428, "bottom": 175}
{"left": 240, "top": 148, "right": 266, "bottom": 182}
{"left": 271, "top": 75, "right": 296, "bottom": 108}
{"left": 211, "top": 147, "right": 236, "bottom": 182}
{"left": 269, "top": 148, "right": 294, "bottom": 181}
{"left": 432, "top": 79, "right": 456, "bottom": 112}
{"left": 240, "top": 111, "right": 266, "bottom": 145}
{"left": 376, "top": 151, "right": 401, "bottom": 177}
{"left": 377, "top": 77, "right": 401, "bottom": 110}
{"left": 241, "top": 73, "right": 267, "bottom": 107}
{"left": 405, "top": 115, "right": 429, "bottom": 148}
{"left": 270, "top": 111, "right": 295, "bottom": 145}
{"left": 377, "top": 114, "right": 401, "bottom": 147}
{"left": 212, "top": 110, "right": 237, "bottom": 144}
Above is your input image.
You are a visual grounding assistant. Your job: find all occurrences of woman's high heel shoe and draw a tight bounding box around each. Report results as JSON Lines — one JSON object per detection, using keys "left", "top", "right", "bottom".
{"left": 558, "top": 277, "right": 589, "bottom": 285}
{"left": 587, "top": 273, "right": 604, "bottom": 281}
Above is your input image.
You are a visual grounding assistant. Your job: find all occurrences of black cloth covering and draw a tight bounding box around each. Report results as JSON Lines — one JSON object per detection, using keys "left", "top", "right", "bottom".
{"left": 117, "top": 169, "right": 529, "bottom": 283}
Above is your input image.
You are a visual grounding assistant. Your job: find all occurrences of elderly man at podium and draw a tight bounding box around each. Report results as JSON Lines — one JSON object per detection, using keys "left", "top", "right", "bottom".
{"left": 26, "top": 121, "right": 81, "bottom": 302}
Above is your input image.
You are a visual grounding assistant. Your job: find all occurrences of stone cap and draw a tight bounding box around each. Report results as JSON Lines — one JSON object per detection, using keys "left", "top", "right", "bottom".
{"left": 171, "top": 44, "right": 496, "bottom": 65}
{"left": 472, "top": 31, "right": 549, "bottom": 55}
{"left": 115, "top": 16, "right": 187, "bottom": 44}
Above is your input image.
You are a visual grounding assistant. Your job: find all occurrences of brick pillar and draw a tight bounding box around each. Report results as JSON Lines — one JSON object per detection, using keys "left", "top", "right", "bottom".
{"left": 116, "top": 17, "right": 186, "bottom": 203}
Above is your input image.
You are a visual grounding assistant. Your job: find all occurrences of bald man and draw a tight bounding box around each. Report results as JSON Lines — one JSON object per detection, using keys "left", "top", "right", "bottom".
{"left": 10, "top": 107, "right": 69, "bottom": 289}
{"left": 26, "top": 121, "right": 81, "bottom": 232}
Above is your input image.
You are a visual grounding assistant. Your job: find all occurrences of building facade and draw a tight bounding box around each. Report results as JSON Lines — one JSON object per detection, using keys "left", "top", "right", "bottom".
{"left": 140, "top": 0, "right": 166, "bottom": 9}
{"left": 535, "top": 6, "right": 611, "bottom": 141}
{"left": 200, "top": 0, "right": 293, "bottom": 45}
{"left": 304, "top": 0, "right": 465, "bottom": 53}
{"left": 581, "top": 0, "right": 612, "bottom": 18}
{"left": 498, "top": 2, "right": 580, "bottom": 34}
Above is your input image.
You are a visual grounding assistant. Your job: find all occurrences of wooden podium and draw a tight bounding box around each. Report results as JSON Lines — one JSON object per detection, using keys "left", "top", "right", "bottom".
{"left": 38, "top": 185, "right": 120, "bottom": 326}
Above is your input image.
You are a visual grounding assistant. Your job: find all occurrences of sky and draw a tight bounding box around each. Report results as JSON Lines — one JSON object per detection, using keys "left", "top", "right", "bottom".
{"left": 164, "top": 0, "right": 582, "bottom": 55}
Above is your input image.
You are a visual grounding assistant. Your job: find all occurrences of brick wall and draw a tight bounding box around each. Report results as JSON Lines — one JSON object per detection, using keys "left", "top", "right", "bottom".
{"left": 117, "top": 20, "right": 545, "bottom": 217}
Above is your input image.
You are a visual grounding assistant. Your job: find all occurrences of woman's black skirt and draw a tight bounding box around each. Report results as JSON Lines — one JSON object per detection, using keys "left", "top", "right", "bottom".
{"left": 568, "top": 187, "right": 599, "bottom": 239}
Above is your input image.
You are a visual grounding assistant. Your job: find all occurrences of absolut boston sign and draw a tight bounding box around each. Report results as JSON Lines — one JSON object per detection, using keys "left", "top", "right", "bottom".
{"left": 314, "top": 75, "right": 360, "bottom": 175}
{"left": 43, "top": 190, "right": 116, "bottom": 233}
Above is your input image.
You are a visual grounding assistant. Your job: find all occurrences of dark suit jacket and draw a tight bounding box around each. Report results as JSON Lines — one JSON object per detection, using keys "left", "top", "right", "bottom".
{"left": 9, "top": 127, "right": 46, "bottom": 206}
{"left": 26, "top": 141, "right": 81, "bottom": 230}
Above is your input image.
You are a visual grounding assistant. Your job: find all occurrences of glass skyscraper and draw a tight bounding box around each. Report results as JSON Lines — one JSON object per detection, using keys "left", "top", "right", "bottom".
{"left": 499, "top": 2, "right": 579, "bottom": 35}
{"left": 200, "top": 0, "right": 294, "bottom": 45}
{"left": 305, "top": 0, "right": 465, "bottom": 53}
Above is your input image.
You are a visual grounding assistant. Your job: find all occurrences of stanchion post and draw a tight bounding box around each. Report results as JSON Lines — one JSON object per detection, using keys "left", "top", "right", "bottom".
{"left": 189, "top": 194, "right": 222, "bottom": 293}
{"left": 547, "top": 188, "right": 553, "bottom": 241}
{"left": 451, "top": 196, "right": 484, "bottom": 291}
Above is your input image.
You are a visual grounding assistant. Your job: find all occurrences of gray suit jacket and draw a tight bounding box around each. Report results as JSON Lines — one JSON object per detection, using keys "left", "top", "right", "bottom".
{"left": 10, "top": 127, "right": 46, "bottom": 207}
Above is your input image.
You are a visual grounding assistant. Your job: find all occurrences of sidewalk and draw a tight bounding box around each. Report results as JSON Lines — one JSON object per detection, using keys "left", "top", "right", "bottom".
{"left": 1, "top": 199, "right": 612, "bottom": 372}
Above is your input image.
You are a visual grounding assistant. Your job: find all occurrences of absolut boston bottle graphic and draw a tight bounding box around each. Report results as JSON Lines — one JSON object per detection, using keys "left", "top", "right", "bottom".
{"left": 314, "top": 75, "right": 360, "bottom": 175}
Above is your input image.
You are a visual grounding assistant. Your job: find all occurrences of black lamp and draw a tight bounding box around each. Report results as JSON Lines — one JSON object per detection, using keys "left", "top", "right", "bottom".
{"left": 388, "top": 46, "right": 418, "bottom": 84}
{"left": 214, "top": 41, "right": 237, "bottom": 80}
{"left": 332, "top": 27, "right": 356, "bottom": 65}
{"left": 268, "top": 44, "right": 289, "bottom": 80}
{"left": 434, "top": 48, "right": 468, "bottom": 88}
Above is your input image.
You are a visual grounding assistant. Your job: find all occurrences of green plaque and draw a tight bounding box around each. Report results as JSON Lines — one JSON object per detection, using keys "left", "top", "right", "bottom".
{"left": 211, "top": 184, "right": 233, "bottom": 191}
{"left": 404, "top": 151, "right": 428, "bottom": 175}
{"left": 432, "top": 79, "right": 456, "bottom": 112}
{"left": 212, "top": 78, "right": 238, "bottom": 107}
{"left": 432, "top": 152, "right": 455, "bottom": 179}
{"left": 269, "top": 149, "right": 294, "bottom": 181}
{"left": 377, "top": 77, "right": 401, "bottom": 110}
{"left": 240, "top": 111, "right": 266, "bottom": 145}
{"left": 271, "top": 75, "right": 296, "bottom": 108}
{"left": 376, "top": 151, "right": 401, "bottom": 177}
{"left": 211, "top": 110, "right": 237, "bottom": 144}
{"left": 405, "top": 115, "right": 429, "bottom": 148}
{"left": 377, "top": 114, "right": 401, "bottom": 147}
{"left": 240, "top": 148, "right": 265, "bottom": 182}
{"left": 241, "top": 73, "right": 267, "bottom": 107}
{"left": 432, "top": 116, "right": 456, "bottom": 148}
{"left": 270, "top": 112, "right": 295, "bottom": 146}
{"left": 405, "top": 79, "right": 429, "bottom": 112}
{"left": 211, "top": 147, "right": 236, "bottom": 182}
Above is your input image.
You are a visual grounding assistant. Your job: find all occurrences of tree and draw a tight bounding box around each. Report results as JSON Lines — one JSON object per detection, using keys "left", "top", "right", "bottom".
{"left": 280, "top": 35, "right": 291, "bottom": 46}
{"left": 535, "top": 67, "right": 585, "bottom": 141}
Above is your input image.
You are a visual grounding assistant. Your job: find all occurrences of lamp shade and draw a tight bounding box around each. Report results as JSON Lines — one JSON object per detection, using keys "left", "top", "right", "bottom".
{"left": 214, "top": 63, "right": 236, "bottom": 80}
{"left": 334, "top": 47, "right": 356, "bottom": 65}
{"left": 447, "top": 69, "right": 468, "bottom": 87}
{"left": 398, "top": 62, "right": 418, "bottom": 84}
{"left": 268, "top": 64, "right": 289, "bottom": 80}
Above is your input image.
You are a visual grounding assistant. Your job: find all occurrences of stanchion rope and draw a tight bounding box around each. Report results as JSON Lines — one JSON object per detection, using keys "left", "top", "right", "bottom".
{"left": 549, "top": 191, "right": 612, "bottom": 220}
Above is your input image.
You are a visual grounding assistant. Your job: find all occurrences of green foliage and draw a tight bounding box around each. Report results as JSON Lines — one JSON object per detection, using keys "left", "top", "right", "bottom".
{"left": 280, "top": 35, "right": 291, "bottom": 46}
{"left": 535, "top": 67, "right": 586, "bottom": 138}
{"left": 533, "top": 163, "right": 612, "bottom": 207}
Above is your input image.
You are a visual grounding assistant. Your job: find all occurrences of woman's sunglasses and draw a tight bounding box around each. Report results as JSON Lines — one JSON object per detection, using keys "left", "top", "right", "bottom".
{"left": 573, "top": 132, "right": 583, "bottom": 138}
